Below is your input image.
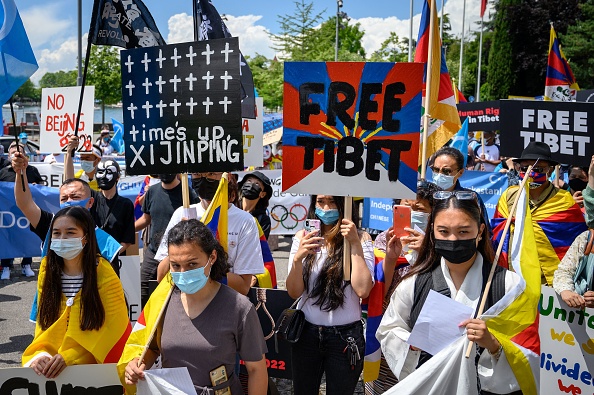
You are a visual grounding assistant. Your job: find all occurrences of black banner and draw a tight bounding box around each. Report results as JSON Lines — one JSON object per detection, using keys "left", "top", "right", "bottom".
{"left": 499, "top": 100, "right": 594, "bottom": 166}
{"left": 457, "top": 101, "right": 500, "bottom": 131}
{"left": 121, "top": 38, "right": 243, "bottom": 175}
{"left": 576, "top": 89, "right": 594, "bottom": 103}
{"left": 89, "top": 0, "right": 166, "bottom": 49}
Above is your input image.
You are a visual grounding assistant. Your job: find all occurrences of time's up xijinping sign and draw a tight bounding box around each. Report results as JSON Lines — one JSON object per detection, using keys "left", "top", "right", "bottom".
{"left": 282, "top": 62, "right": 423, "bottom": 199}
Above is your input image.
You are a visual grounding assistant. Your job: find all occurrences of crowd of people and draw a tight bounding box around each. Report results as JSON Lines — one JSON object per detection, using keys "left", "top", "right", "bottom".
{"left": 2, "top": 133, "right": 593, "bottom": 395}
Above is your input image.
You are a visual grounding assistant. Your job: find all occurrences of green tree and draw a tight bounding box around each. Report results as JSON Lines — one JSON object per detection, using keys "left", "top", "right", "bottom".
{"left": 14, "top": 79, "right": 40, "bottom": 102}
{"left": 306, "top": 17, "right": 366, "bottom": 61}
{"left": 248, "top": 54, "right": 284, "bottom": 109}
{"left": 85, "top": 45, "right": 121, "bottom": 124}
{"left": 561, "top": 0, "right": 594, "bottom": 90}
{"left": 370, "top": 32, "right": 410, "bottom": 62}
{"left": 39, "top": 70, "right": 77, "bottom": 88}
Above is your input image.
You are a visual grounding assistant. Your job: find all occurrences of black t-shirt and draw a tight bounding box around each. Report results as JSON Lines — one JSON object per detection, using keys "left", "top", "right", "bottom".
{"left": 0, "top": 165, "right": 43, "bottom": 183}
{"left": 31, "top": 209, "right": 54, "bottom": 242}
{"left": 93, "top": 192, "right": 135, "bottom": 245}
{"left": 142, "top": 182, "right": 199, "bottom": 252}
{"left": 252, "top": 207, "right": 271, "bottom": 239}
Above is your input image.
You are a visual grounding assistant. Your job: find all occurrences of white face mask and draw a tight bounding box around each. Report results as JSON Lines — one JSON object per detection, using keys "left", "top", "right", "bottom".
{"left": 411, "top": 211, "right": 430, "bottom": 232}
{"left": 432, "top": 172, "right": 456, "bottom": 190}
{"left": 50, "top": 237, "right": 85, "bottom": 260}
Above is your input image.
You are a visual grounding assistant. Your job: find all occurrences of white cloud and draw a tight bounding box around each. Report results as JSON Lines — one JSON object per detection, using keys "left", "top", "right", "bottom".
{"left": 20, "top": 3, "right": 72, "bottom": 49}
{"left": 167, "top": 13, "right": 275, "bottom": 59}
{"left": 31, "top": 36, "right": 85, "bottom": 84}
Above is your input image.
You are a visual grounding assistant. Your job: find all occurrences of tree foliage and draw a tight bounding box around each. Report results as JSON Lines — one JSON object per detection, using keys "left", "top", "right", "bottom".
{"left": 370, "top": 32, "right": 410, "bottom": 63}
{"left": 560, "top": 0, "right": 594, "bottom": 90}
{"left": 248, "top": 54, "right": 284, "bottom": 109}
{"left": 14, "top": 79, "right": 40, "bottom": 101}
{"left": 85, "top": 45, "right": 121, "bottom": 123}
{"left": 39, "top": 70, "right": 78, "bottom": 88}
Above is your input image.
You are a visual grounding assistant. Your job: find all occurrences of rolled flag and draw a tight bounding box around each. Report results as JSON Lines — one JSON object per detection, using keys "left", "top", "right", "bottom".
{"left": 448, "top": 118, "right": 469, "bottom": 168}
{"left": 110, "top": 118, "right": 125, "bottom": 154}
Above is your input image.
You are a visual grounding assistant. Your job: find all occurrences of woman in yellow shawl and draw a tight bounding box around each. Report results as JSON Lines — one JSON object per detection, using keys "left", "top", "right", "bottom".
{"left": 22, "top": 206, "right": 130, "bottom": 378}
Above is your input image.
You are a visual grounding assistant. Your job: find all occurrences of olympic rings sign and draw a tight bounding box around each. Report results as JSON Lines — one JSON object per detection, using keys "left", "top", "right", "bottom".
{"left": 269, "top": 203, "right": 308, "bottom": 231}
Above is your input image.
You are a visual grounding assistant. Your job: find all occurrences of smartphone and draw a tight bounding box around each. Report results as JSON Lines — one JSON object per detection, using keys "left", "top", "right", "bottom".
{"left": 210, "top": 365, "right": 231, "bottom": 395}
{"left": 304, "top": 219, "right": 322, "bottom": 253}
{"left": 393, "top": 205, "right": 412, "bottom": 238}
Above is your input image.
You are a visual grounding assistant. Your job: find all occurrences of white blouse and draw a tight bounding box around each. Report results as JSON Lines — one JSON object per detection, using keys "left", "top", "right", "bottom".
{"left": 376, "top": 254, "right": 522, "bottom": 394}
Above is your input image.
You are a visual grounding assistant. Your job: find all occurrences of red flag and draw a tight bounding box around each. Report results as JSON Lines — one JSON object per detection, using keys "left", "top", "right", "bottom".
{"left": 480, "top": 0, "right": 487, "bottom": 18}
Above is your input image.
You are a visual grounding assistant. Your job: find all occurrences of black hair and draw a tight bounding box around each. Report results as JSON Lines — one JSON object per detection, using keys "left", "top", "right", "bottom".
{"left": 167, "top": 219, "right": 229, "bottom": 281}
{"left": 431, "top": 146, "right": 465, "bottom": 171}
{"left": 61, "top": 178, "right": 92, "bottom": 198}
{"left": 392, "top": 181, "right": 442, "bottom": 208}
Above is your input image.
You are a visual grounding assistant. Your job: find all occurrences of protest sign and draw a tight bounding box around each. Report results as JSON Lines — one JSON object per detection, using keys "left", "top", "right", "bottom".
{"left": 240, "top": 287, "right": 295, "bottom": 379}
{"left": 39, "top": 86, "right": 95, "bottom": 154}
{"left": 121, "top": 38, "right": 243, "bottom": 175}
{"left": 457, "top": 101, "right": 500, "bottom": 131}
{"left": 539, "top": 286, "right": 594, "bottom": 395}
{"left": 0, "top": 364, "right": 122, "bottom": 394}
{"left": 576, "top": 89, "right": 594, "bottom": 103}
{"left": 499, "top": 100, "right": 594, "bottom": 166}
{"left": 283, "top": 62, "right": 423, "bottom": 199}
{"left": 242, "top": 97, "right": 264, "bottom": 167}
{"left": 120, "top": 255, "right": 141, "bottom": 323}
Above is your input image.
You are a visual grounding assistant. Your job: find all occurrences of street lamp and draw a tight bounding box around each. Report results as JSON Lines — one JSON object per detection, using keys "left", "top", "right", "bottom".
{"left": 335, "top": 0, "right": 343, "bottom": 61}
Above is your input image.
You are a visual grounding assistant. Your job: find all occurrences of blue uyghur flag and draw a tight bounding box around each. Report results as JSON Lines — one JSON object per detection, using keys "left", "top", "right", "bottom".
{"left": 110, "top": 118, "right": 125, "bottom": 154}
{"left": 449, "top": 118, "right": 469, "bottom": 168}
{"left": 0, "top": 0, "right": 38, "bottom": 105}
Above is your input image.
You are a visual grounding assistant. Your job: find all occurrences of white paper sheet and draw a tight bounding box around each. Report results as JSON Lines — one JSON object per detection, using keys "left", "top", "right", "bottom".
{"left": 407, "top": 290, "right": 474, "bottom": 356}
{"left": 137, "top": 367, "right": 198, "bottom": 395}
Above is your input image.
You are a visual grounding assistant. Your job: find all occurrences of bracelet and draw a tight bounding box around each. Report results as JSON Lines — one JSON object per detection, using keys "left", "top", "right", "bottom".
{"left": 488, "top": 344, "right": 503, "bottom": 360}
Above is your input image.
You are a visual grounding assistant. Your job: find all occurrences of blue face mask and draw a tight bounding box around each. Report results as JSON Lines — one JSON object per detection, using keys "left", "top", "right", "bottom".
{"left": 81, "top": 160, "right": 96, "bottom": 173}
{"left": 171, "top": 260, "right": 211, "bottom": 294}
{"left": 411, "top": 211, "right": 430, "bottom": 232}
{"left": 60, "top": 197, "right": 91, "bottom": 210}
{"left": 432, "top": 172, "right": 456, "bottom": 190}
{"left": 315, "top": 207, "right": 340, "bottom": 226}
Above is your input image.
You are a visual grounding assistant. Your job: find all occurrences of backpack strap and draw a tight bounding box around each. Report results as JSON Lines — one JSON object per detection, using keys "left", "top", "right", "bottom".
{"left": 584, "top": 229, "right": 594, "bottom": 256}
{"left": 410, "top": 263, "right": 450, "bottom": 330}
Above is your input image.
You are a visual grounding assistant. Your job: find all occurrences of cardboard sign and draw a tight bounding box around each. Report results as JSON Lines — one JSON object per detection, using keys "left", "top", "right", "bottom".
{"left": 457, "top": 101, "right": 500, "bottom": 131}
{"left": 499, "top": 100, "right": 594, "bottom": 166}
{"left": 39, "top": 86, "right": 95, "bottom": 154}
{"left": 242, "top": 97, "right": 264, "bottom": 167}
{"left": 539, "top": 286, "right": 594, "bottom": 395}
{"left": 576, "top": 89, "right": 594, "bottom": 103}
{"left": 119, "top": 255, "right": 141, "bottom": 323}
{"left": 0, "top": 364, "right": 122, "bottom": 394}
{"left": 121, "top": 38, "right": 243, "bottom": 175}
{"left": 282, "top": 62, "right": 423, "bottom": 199}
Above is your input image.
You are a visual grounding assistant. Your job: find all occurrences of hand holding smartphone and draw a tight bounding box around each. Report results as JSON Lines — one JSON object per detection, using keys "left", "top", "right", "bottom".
{"left": 393, "top": 205, "right": 412, "bottom": 238}
{"left": 304, "top": 219, "right": 322, "bottom": 253}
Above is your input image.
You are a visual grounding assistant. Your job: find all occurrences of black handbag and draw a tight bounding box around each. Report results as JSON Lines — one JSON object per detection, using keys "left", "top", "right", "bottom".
{"left": 274, "top": 297, "right": 306, "bottom": 344}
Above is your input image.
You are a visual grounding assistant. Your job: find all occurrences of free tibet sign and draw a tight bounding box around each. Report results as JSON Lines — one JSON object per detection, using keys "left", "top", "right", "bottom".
{"left": 121, "top": 38, "right": 243, "bottom": 175}
{"left": 282, "top": 62, "right": 423, "bottom": 199}
{"left": 499, "top": 100, "right": 594, "bottom": 166}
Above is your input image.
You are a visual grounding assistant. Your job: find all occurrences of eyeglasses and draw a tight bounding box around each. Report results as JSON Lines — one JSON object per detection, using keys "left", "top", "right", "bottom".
{"left": 433, "top": 190, "right": 478, "bottom": 201}
{"left": 519, "top": 166, "right": 549, "bottom": 174}
{"left": 430, "top": 166, "right": 460, "bottom": 176}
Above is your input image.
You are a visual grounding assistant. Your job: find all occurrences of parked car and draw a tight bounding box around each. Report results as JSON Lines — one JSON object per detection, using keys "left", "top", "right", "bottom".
{"left": 0, "top": 136, "right": 42, "bottom": 161}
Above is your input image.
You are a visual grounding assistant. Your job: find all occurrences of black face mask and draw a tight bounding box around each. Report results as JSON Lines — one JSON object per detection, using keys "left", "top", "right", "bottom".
{"left": 569, "top": 178, "right": 588, "bottom": 193}
{"left": 97, "top": 175, "right": 118, "bottom": 190}
{"left": 159, "top": 174, "right": 177, "bottom": 184}
{"left": 241, "top": 182, "right": 262, "bottom": 200}
{"left": 191, "top": 178, "right": 202, "bottom": 191}
{"left": 434, "top": 237, "right": 478, "bottom": 264}
{"left": 198, "top": 178, "right": 219, "bottom": 201}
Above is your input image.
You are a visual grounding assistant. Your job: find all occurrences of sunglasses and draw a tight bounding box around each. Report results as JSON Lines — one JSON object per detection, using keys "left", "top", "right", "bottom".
{"left": 430, "top": 166, "right": 460, "bottom": 176}
{"left": 433, "top": 190, "right": 478, "bottom": 201}
{"left": 519, "top": 166, "right": 549, "bottom": 174}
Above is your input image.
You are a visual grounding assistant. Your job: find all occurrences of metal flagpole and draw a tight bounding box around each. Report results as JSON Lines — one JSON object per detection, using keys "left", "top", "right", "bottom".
{"left": 439, "top": 0, "right": 445, "bottom": 40}
{"left": 476, "top": 15, "right": 484, "bottom": 101}
{"left": 420, "top": 0, "right": 438, "bottom": 180}
{"left": 409, "top": 0, "right": 413, "bottom": 62}
{"left": 457, "top": 0, "right": 466, "bottom": 91}
{"left": 77, "top": 0, "right": 82, "bottom": 86}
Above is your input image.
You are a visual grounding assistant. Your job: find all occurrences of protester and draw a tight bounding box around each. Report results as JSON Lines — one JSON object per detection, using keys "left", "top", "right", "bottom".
{"left": 155, "top": 172, "right": 265, "bottom": 295}
{"left": 377, "top": 191, "right": 521, "bottom": 394}
{"left": 0, "top": 142, "right": 42, "bottom": 280}
{"left": 474, "top": 131, "right": 501, "bottom": 171}
{"left": 568, "top": 165, "right": 588, "bottom": 208}
{"left": 239, "top": 171, "right": 273, "bottom": 239}
{"left": 22, "top": 206, "right": 130, "bottom": 378}
{"left": 287, "top": 195, "right": 374, "bottom": 395}
{"left": 135, "top": 174, "right": 199, "bottom": 306}
{"left": 492, "top": 142, "right": 587, "bottom": 285}
{"left": 582, "top": 156, "right": 594, "bottom": 228}
{"left": 429, "top": 147, "right": 491, "bottom": 232}
{"left": 65, "top": 142, "right": 102, "bottom": 191}
{"left": 97, "top": 127, "right": 114, "bottom": 156}
{"left": 119, "top": 220, "right": 268, "bottom": 394}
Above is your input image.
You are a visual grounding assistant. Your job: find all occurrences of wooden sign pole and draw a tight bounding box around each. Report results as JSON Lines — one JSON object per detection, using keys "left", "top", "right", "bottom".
{"left": 181, "top": 173, "right": 190, "bottom": 209}
{"left": 343, "top": 196, "right": 353, "bottom": 281}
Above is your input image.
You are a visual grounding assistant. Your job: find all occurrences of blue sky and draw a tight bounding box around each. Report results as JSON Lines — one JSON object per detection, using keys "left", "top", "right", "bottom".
{"left": 17, "top": 0, "right": 489, "bottom": 83}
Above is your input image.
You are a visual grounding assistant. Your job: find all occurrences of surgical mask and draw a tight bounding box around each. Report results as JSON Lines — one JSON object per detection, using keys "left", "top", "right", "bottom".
{"left": 50, "top": 237, "right": 85, "bottom": 260}
{"left": 198, "top": 178, "right": 219, "bottom": 201}
{"left": 241, "top": 182, "right": 262, "bottom": 200}
{"left": 60, "top": 197, "right": 91, "bottom": 210}
{"left": 81, "top": 160, "right": 96, "bottom": 173}
{"left": 411, "top": 211, "right": 430, "bottom": 232}
{"left": 434, "top": 237, "right": 478, "bottom": 264}
{"left": 569, "top": 178, "right": 588, "bottom": 193}
{"left": 432, "top": 172, "right": 456, "bottom": 190}
{"left": 171, "top": 260, "right": 211, "bottom": 294}
{"left": 519, "top": 171, "right": 547, "bottom": 189}
{"left": 315, "top": 207, "right": 340, "bottom": 226}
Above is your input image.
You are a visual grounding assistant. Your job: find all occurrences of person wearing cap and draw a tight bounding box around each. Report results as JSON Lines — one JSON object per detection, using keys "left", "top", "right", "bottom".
{"left": 491, "top": 141, "right": 587, "bottom": 285}
{"left": 98, "top": 126, "right": 114, "bottom": 156}
{"left": 239, "top": 171, "right": 273, "bottom": 239}
{"left": 64, "top": 136, "right": 102, "bottom": 191}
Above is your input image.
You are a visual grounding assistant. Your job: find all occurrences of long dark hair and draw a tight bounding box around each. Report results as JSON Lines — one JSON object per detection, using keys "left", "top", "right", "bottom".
{"left": 302, "top": 195, "right": 360, "bottom": 311}
{"left": 403, "top": 195, "right": 494, "bottom": 281}
{"left": 167, "top": 219, "right": 230, "bottom": 281}
{"left": 39, "top": 207, "right": 104, "bottom": 331}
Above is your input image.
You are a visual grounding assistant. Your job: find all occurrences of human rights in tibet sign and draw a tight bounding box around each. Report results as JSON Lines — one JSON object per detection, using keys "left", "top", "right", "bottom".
{"left": 121, "top": 38, "right": 243, "bottom": 175}
{"left": 282, "top": 62, "right": 423, "bottom": 199}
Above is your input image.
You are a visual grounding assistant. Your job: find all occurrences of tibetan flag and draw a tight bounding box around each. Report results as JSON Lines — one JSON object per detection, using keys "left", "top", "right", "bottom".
{"left": 453, "top": 82, "right": 468, "bottom": 104}
{"left": 449, "top": 118, "right": 469, "bottom": 168}
{"left": 0, "top": 0, "right": 38, "bottom": 105}
{"left": 492, "top": 186, "right": 586, "bottom": 285}
{"left": 254, "top": 220, "right": 277, "bottom": 289}
{"left": 415, "top": 0, "right": 461, "bottom": 164}
{"left": 133, "top": 176, "right": 151, "bottom": 220}
{"left": 118, "top": 274, "right": 173, "bottom": 395}
{"left": 201, "top": 174, "right": 228, "bottom": 251}
{"left": 544, "top": 25, "right": 579, "bottom": 101}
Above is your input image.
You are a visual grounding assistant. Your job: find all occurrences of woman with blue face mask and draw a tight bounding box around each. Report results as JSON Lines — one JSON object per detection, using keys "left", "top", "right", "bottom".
{"left": 286, "top": 195, "right": 374, "bottom": 395}
{"left": 120, "top": 219, "right": 268, "bottom": 395}
{"left": 22, "top": 206, "right": 130, "bottom": 378}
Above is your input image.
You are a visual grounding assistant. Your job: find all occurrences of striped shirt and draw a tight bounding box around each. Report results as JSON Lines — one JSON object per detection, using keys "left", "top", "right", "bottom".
{"left": 61, "top": 272, "right": 84, "bottom": 298}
